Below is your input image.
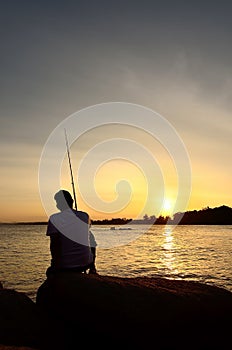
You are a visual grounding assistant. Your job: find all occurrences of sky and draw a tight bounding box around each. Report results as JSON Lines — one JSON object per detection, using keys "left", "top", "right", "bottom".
{"left": 0, "top": 0, "right": 232, "bottom": 222}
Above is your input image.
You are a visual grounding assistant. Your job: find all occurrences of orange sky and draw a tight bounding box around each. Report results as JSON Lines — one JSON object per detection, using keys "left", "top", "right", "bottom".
{"left": 1, "top": 120, "right": 231, "bottom": 223}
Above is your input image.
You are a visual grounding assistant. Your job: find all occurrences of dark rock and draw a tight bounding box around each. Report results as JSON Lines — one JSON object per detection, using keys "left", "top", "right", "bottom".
{"left": 0, "top": 345, "right": 36, "bottom": 350}
{"left": 0, "top": 288, "right": 58, "bottom": 350}
{"left": 36, "top": 273, "right": 232, "bottom": 349}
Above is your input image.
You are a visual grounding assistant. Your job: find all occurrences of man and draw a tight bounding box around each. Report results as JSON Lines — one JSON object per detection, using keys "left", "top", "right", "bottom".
{"left": 46, "top": 189, "right": 97, "bottom": 276}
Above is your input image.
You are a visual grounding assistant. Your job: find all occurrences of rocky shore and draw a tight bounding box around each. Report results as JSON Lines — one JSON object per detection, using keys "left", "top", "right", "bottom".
{"left": 1, "top": 274, "right": 232, "bottom": 349}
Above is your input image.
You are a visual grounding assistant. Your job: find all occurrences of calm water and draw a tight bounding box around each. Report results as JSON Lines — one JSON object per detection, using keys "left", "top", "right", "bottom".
{"left": 0, "top": 224, "right": 232, "bottom": 301}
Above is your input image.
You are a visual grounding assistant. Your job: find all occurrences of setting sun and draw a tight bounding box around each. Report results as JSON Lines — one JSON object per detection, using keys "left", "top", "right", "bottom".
{"left": 162, "top": 199, "right": 174, "bottom": 216}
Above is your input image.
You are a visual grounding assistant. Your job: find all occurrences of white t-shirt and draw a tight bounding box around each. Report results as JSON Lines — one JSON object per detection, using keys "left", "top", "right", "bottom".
{"left": 46, "top": 208, "right": 93, "bottom": 269}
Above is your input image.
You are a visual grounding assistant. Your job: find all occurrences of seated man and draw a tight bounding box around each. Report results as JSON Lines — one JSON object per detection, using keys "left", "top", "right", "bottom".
{"left": 46, "top": 189, "right": 96, "bottom": 276}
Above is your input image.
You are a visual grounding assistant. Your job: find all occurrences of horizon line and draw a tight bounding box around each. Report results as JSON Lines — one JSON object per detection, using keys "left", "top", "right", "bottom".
{"left": 1, "top": 204, "right": 231, "bottom": 225}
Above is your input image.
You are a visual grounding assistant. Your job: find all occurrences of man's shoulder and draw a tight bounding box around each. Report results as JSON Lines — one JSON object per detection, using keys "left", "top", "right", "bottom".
{"left": 49, "top": 212, "right": 61, "bottom": 220}
{"left": 48, "top": 212, "right": 64, "bottom": 224}
{"left": 47, "top": 212, "right": 61, "bottom": 235}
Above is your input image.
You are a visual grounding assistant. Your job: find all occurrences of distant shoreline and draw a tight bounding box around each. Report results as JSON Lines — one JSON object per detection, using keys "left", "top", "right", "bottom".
{"left": 1, "top": 205, "right": 232, "bottom": 226}
{"left": 1, "top": 223, "right": 232, "bottom": 226}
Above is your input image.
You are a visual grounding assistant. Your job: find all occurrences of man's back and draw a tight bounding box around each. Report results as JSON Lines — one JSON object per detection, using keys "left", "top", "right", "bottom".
{"left": 47, "top": 208, "right": 93, "bottom": 269}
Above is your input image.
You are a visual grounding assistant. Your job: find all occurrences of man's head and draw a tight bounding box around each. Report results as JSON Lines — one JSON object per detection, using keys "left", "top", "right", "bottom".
{"left": 54, "top": 190, "right": 74, "bottom": 211}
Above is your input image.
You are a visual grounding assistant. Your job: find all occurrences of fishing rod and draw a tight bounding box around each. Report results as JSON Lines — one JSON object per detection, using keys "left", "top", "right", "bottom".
{"left": 64, "top": 128, "right": 78, "bottom": 211}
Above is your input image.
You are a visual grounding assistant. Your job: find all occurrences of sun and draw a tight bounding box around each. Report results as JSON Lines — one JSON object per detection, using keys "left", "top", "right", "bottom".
{"left": 163, "top": 199, "right": 171, "bottom": 210}
{"left": 162, "top": 199, "right": 173, "bottom": 216}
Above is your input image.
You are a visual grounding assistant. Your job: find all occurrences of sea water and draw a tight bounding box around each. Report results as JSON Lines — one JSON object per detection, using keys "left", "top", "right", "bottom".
{"left": 0, "top": 224, "right": 231, "bottom": 301}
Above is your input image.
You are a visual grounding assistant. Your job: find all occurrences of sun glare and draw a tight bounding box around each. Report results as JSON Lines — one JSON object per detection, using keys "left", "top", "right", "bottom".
{"left": 162, "top": 199, "right": 173, "bottom": 216}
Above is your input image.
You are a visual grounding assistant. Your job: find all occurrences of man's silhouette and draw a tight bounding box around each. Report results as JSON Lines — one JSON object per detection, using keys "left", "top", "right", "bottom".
{"left": 46, "top": 189, "right": 97, "bottom": 275}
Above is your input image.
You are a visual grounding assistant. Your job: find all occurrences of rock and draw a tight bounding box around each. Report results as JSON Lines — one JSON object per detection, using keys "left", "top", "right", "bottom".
{"left": 36, "top": 273, "right": 232, "bottom": 349}
{"left": 0, "top": 346, "right": 36, "bottom": 350}
{"left": 1, "top": 276, "right": 231, "bottom": 349}
{"left": 0, "top": 287, "right": 59, "bottom": 350}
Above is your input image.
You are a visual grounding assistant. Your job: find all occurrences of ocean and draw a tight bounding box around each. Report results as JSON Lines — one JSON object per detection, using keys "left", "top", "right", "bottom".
{"left": 0, "top": 224, "right": 231, "bottom": 301}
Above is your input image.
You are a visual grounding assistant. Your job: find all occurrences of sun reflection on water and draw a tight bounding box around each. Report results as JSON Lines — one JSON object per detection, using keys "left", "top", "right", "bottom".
{"left": 162, "top": 226, "right": 179, "bottom": 274}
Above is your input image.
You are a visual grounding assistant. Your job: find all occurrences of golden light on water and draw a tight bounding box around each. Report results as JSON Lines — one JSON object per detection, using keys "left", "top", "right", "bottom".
{"left": 162, "top": 226, "right": 179, "bottom": 274}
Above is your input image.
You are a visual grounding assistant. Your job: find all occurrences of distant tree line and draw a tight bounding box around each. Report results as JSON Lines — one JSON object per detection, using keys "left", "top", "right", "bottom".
{"left": 91, "top": 205, "right": 232, "bottom": 225}
{"left": 9, "top": 205, "right": 232, "bottom": 225}
{"left": 171, "top": 205, "right": 232, "bottom": 225}
{"left": 91, "top": 218, "right": 132, "bottom": 225}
